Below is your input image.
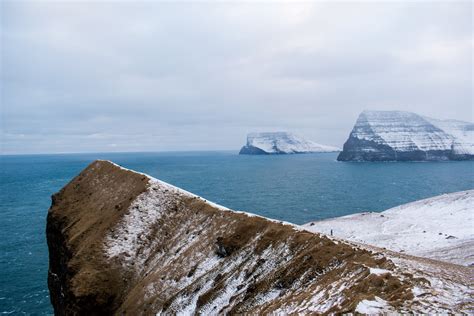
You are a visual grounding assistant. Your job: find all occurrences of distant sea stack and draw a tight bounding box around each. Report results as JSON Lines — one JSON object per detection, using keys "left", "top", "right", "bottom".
{"left": 239, "top": 132, "right": 340, "bottom": 155}
{"left": 46, "top": 161, "right": 471, "bottom": 314}
{"left": 337, "top": 110, "right": 474, "bottom": 161}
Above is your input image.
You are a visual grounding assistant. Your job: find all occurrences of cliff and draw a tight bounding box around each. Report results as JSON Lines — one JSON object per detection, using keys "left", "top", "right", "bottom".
{"left": 47, "top": 161, "right": 473, "bottom": 314}
{"left": 239, "top": 132, "right": 339, "bottom": 155}
{"left": 337, "top": 111, "right": 474, "bottom": 161}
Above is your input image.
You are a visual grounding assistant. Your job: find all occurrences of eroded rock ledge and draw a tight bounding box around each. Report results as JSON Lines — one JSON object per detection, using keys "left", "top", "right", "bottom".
{"left": 47, "top": 160, "right": 472, "bottom": 314}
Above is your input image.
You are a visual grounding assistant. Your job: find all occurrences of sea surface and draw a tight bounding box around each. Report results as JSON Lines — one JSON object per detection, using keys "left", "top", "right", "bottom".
{"left": 1, "top": 151, "right": 473, "bottom": 314}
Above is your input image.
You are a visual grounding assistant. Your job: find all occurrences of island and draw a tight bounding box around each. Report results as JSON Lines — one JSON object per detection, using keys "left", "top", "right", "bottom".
{"left": 337, "top": 110, "right": 474, "bottom": 161}
{"left": 239, "top": 132, "right": 340, "bottom": 155}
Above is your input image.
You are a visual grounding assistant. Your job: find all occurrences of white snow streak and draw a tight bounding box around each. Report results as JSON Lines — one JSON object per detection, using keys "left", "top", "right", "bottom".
{"left": 355, "top": 297, "right": 388, "bottom": 314}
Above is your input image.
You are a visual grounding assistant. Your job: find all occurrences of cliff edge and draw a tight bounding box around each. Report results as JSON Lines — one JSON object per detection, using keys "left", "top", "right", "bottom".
{"left": 47, "top": 161, "right": 472, "bottom": 314}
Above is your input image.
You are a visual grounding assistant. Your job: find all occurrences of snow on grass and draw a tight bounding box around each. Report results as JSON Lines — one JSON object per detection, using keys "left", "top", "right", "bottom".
{"left": 195, "top": 243, "right": 296, "bottom": 315}
{"left": 101, "top": 160, "right": 472, "bottom": 314}
{"left": 105, "top": 180, "right": 169, "bottom": 265}
{"left": 199, "top": 272, "right": 248, "bottom": 315}
{"left": 355, "top": 296, "right": 388, "bottom": 314}
{"left": 275, "top": 268, "right": 369, "bottom": 314}
{"left": 103, "top": 160, "right": 304, "bottom": 237}
{"left": 166, "top": 246, "right": 262, "bottom": 315}
{"left": 369, "top": 267, "right": 391, "bottom": 276}
{"left": 386, "top": 254, "right": 473, "bottom": 314}
{"left": 303, "top": 190, "right": 474, "bottom": 266}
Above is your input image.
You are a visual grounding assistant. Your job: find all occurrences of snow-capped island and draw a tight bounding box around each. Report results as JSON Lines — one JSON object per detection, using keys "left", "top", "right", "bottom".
{"left": 239, "top": 132, "right": 340, "bottom": 155}
{"left": 338, "top": 110, "right": 474, "bottom": 161}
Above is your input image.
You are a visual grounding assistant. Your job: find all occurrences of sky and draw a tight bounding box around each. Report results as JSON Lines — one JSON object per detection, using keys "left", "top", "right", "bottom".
{"left": 1, "top": 1, "right": 472, "bottom": 154}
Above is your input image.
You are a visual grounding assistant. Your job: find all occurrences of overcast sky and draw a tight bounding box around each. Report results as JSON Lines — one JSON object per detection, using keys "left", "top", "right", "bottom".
{"left": 1, "top": 1, "right": 472, "bottom": 154}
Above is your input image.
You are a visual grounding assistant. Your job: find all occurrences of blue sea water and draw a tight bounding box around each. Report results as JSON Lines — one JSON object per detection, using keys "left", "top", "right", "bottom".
{"left": 1, "top": 151, "right": 473, "bottom": 315}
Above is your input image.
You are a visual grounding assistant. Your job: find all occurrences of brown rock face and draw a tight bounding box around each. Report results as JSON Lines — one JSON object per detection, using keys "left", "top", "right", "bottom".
{"left": 46, "top": 160, "right": 472, "bottom": 314}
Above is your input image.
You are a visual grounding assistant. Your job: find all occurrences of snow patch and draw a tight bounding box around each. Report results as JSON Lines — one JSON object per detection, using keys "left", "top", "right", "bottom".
{"left": 369, "top": 267, "right": 390, "bottom": 276}
{"left": 355, "top": 297, "right": 388, "bottom": 314}
{"left": 303, "top": 190, "right": 474, "bottom": 266}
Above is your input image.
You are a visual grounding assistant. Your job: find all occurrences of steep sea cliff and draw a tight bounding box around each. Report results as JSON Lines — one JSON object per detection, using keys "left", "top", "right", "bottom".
{"left": 338, "top": 111, "right": 474, "bottom": 161}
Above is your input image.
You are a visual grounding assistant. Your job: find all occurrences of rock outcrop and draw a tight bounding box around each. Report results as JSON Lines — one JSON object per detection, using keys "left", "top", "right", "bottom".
{"left": 338, "top": 110, "right": 474, "bottom": 161}
{"left": 47, "top": 161, "right": 472, "bottom": 314}
{"left": 239, "top": 132, "right": 339, "bottom": 155}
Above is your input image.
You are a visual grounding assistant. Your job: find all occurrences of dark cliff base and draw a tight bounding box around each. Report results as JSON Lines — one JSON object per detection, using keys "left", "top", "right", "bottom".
{"left": 239, "top": 145, "right": 271, "bottom": 155}
{"left": 238, "top": 145, "right": 321, "bottom": 155}
{"left": 46, "top": 160, "right": 423, "bottom": 314}
{"left": 337, "top": 137, "right": 473, "bottom": 161}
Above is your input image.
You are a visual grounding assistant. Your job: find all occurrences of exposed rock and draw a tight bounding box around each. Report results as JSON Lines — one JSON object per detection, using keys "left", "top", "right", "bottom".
{"left": 338, "top": 110, "right": 474, "bottom": 161}
{"left": 47, "top": 161, "right": 472, "bottom": 314}
{"left": 239, "top": 132, "right": 340, "bottom": 155}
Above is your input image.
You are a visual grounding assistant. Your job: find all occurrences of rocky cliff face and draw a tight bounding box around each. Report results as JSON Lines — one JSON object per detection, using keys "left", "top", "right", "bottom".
{"left": 239, "top": 132, "right": 339, "bottom": 155}
{"left": 338, "top": 111, "right": 474, "bottom": 161}
{"left": 47, "top": 161, "right": 472, "bottom": 314}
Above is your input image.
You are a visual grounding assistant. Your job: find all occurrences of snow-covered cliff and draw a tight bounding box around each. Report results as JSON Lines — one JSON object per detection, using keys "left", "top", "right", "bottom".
{"left": 337, "top": 111, "right": 474, "bottom": 161}
{"left": 424, "top": 117, "right": 474, "bottom": 157}
{"left": 239, "top": 132, "right": 339, "bottom": 155}
{"left": 46, "top": 161, "right": 472, "bottom": 314}
{"left": 304, "top": 190, "right": 474, "bottom": 266}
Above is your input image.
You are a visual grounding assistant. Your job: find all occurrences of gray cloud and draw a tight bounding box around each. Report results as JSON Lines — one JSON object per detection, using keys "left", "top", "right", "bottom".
{"left": 1, "top": 1, "right": 472, "bottom": 154}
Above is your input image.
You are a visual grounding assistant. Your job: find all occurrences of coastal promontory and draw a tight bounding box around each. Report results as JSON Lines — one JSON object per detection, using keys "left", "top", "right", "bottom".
{"left": 46, "top": 161, "right": 472, "bottom": 314}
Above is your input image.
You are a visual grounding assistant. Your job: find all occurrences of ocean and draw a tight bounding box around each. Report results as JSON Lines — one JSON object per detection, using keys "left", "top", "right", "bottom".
{"left": 1, "top": 151, "right": 473, "bottom": 314}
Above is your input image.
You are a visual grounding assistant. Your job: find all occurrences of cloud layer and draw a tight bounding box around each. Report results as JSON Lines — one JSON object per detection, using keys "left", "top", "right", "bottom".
{"left": 1, "top": 1, "right": 472, "bottom": 154}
